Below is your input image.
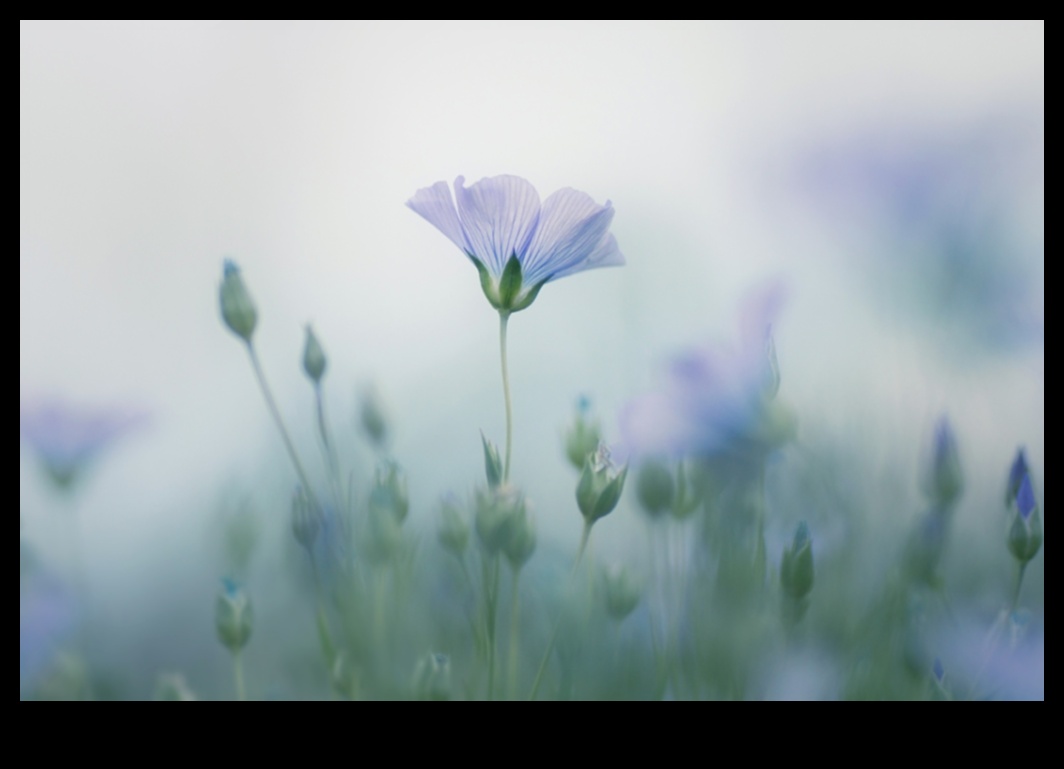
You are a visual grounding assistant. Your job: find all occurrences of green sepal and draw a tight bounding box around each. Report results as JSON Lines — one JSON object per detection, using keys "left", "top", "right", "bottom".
{"left": 498, "top": 254, "right": 524, "bottom": 310}
{"left": 481, "top": 431, "right": 503, "bottom": 490}
{"left": 592, "top": 466, "right": 628, "bottom": 522}
{"left": 510, "top": 279, "right": 546, "bottom": 312}
{"left": 472, "top": 256, "right": 501, "bottom": 309}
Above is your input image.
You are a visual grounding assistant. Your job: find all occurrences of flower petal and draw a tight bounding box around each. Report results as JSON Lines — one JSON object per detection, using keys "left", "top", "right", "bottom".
{"left": 406, "top": 181, "right": 471, "bottom": 255}
{"left": 522, "top": 188, "right": 616, "bottom": 285}
{"left": 550, "top": 232, "right": 625, "bottom": 282}
{"left": 454, "top": 175, "right": 540, "bottom": 277}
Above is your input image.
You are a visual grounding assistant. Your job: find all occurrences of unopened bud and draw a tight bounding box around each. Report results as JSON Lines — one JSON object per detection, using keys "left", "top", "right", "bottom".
{"left": 671, "top": 461, "right": 703, "bottom": 521}
{"left": 216, "top": 579, "right": 253, "bottom": 654}
{"left": 359, "top": 386, "right": 389, "bottom": 449}
{"left": 923, "top": 417, "right": 964, "bottom": 507}
{"left": 636, "top": 459, "right": 674, "bottom": 519}
{"left": 475, "top": 485, "right": 525, "bottom": 557}
{"left": 219, "top": 260, "right": 257, "bottom": 343}
{"left": 369, "top": 462, "right": 409, "bottom": 524}
{"left": 602, "top": 565, "right": 642, "bottom": 621}
{"left": 302, "top": 325, "right": 327, "bottom": 384}
{"left": 503, "top": 507, "right": 536, "bottom": 572}
{"left": 1007, "top": 475, "right": 1043, "bottom": 565}
{"left": 1005, "top": 448, "right": 1030, "bottom": 510}
{"left": 437, "top": 495, "right": 470, "bottom": 558}
{"left": 564, "top": 399, "right": 602, "bottom": 471}
{"left": 576, "top": 445, "right": 628, "bottom": 525}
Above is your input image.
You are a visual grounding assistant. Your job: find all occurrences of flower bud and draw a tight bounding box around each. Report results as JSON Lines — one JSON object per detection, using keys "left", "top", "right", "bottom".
{"left": 481, "top": 432, "right": 503, "bottom": 490}
{"left": 218, "top": 260, "right": 257, "bottom": 343}
{"left": 475, "top": 485, "right": 525, "bottom": 557}
{"left": 780, "top": 522, "right": 814, "bottom": 602}
{"left": 602, "top": 565, "right": 642, "bottom": 621}
{"left": 576, "top": 445, "right": 628, "bottom": 525}
{"left": 437, "top": 495, "right": 470, "bottom": 558}
{"left": 359, "top": 385, "right": 389, "bottom": 449}
{"left": 923, "top": 417, "right": 964, "bottom": 507}
{"left": 216, "top": 579, "right": 253, "bottom": 654}
{"left": 302, "top": 325, "right": 327, "bottom": 384}
{"left": 635, "top": 459, "right": 674, "bottom": 519}
{"left": 291, "top": 485, "right": 321, "bottom": 552}
{"left": 1007, "top": 474, "right": 1043, "bottom": 565}
{"left": 369, "top": 462, "right": 409, "bottom": 524}
{"left": 503, "top": 507, "right": 536, "bottom": 572}
{"left": 671, "top": 461, "right": 703, "bottom": 521}
{"left": 1005, "top": 448, "right": 1030, "bottom": 510}
{"left": 564, "top": 399, "right": 602, "bottom": 472}
{"left": 412, "top": 653, "right": 452, "bottom": 702}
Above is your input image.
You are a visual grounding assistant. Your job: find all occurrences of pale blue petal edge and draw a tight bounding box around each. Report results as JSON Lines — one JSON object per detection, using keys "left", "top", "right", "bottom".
{"left": 406, "top": 181, "right": 471, "bottom": 256}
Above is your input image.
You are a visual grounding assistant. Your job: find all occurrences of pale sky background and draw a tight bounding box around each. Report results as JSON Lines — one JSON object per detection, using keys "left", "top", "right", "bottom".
{"left": 21, "top": 22, "right": 1044, "bottom": 612}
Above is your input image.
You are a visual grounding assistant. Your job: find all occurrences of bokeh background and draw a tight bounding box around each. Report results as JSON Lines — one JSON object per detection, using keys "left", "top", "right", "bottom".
{"left": 20, "top": 21, "right": 1043, "bottom": 698}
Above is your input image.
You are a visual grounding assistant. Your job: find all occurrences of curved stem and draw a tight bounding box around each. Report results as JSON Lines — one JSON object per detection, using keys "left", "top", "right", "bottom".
{"left": 528, "top": 523, "right": 593, "bottom": 701}
{"left": 499, "top": 312, "right": 513, "bottom": 483}
{"left": 246, "top": 341, "right": 316, "bottom": 499}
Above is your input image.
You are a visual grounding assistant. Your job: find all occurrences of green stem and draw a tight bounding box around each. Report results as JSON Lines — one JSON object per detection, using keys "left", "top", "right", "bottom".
{"left": 314, "top": 383, "right": 345, "bottom": 512}
{"left": 1010, "top": 562, "right": 1029, "bottom": 614}
{"left": 528, "top": 523, "right": 592, "bottom": 701}
{"left": 499, "top": 312, "right": 513, "bottom": 483}
{"left": 508, "top": 569, "right": 522, "bottom": 700}
{"left": 233, "top": 650, "right": 247, "bottom": 702}
{"left": 246, "top": 341, "right": 316, "bottom": 500}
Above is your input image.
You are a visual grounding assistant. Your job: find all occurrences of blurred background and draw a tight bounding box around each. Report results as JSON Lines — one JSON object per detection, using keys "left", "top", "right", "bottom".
{"left": 20, "top": 21, "right": 1043, "bottom": 699}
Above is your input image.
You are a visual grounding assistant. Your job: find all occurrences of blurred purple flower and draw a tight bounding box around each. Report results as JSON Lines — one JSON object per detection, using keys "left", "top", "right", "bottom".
{"left": 20, "top": 398, "right": 149, "bottom": 489}
{"left": 20, "top": 575, "right": 77, "bottom": 696}
{"left": 790, "top": 113, "right": 1044, "bottom": 351}
{"left": 621, "top": 282, "right": 794, "bottom": 462}
{"left": 407, "top": 175, "right": 624, "bottom": 312}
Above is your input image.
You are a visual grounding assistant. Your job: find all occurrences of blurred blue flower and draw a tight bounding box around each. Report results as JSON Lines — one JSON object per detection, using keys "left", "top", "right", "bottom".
{"left": 407, "top": 175, "right": 624, "bottom": 312}
{"left": 20, "top": 575, "right": 77, "bottom": 696}
{"left": 20, "top": 398, "right": 149, "bottom": 489}
{"left": 791, "top": 113, "right": 1044, "bottom": 352}
{"left": 620, "top": 282, "right": 794, "bottom": 462}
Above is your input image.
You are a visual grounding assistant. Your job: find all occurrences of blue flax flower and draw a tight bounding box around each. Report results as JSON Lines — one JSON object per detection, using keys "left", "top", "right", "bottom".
{"left": 20, "top": 398, "right": 149, "bottom": 489}
{"left": 407, "top": 175, "right": 624, "bottom": 312}
{"left": 621, "top": 282, "right": 793, "bottom": 462}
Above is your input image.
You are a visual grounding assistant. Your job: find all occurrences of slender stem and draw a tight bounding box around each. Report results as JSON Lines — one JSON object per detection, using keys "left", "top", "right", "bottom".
{"left": 314, "top": 384, "right": 345, "bottom": 511}
{"left": 246, "top": 341, "right": 316, "bottom": 499}
{"left": 508, "top": 569, "right": 522, "bottom": 700}
{"left": 499, "top": 312, "right": 514, "bottom": 482}
{"left": 1010, "top": 562, "right": 1029, "bottom": 614}
{"left": 233, "top": 650, "right": 247, "bottom": 702}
